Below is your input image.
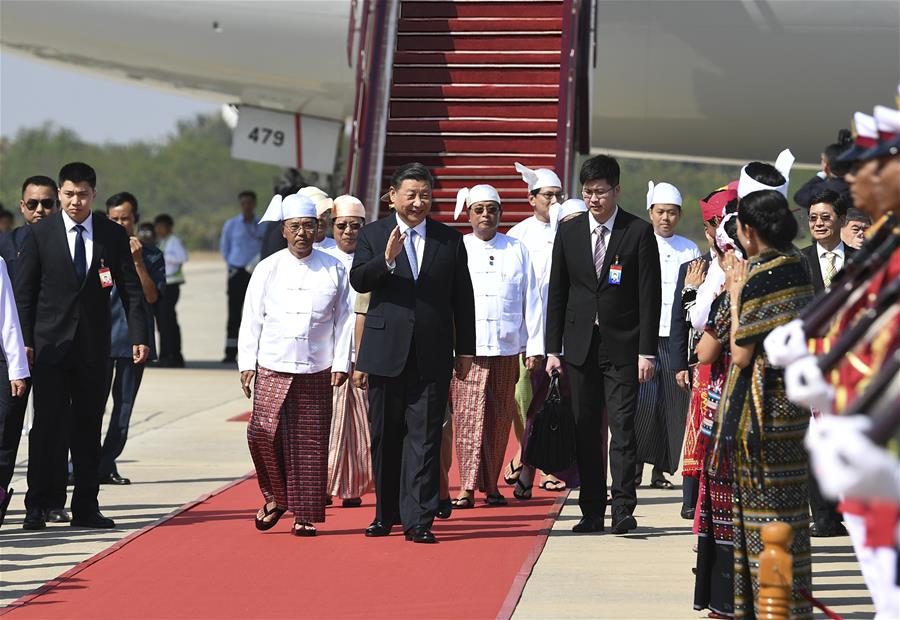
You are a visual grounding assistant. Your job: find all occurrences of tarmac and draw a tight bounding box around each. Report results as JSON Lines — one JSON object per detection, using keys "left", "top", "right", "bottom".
{"left": 0, "top": 254, "right": 874, "bottom": 618}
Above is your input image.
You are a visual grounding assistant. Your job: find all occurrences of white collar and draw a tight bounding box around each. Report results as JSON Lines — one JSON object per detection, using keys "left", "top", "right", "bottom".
{"left": 395, "top": 213, "right": 427, "bottom": 238}
{"left": 61, "top": 210, "right": 93, "bottom": 233}
{"left": 816, "top": 240, "right": 845, "bottom": 258}
{"left": 589, "top": 205, "right": 618, "bottom": 233}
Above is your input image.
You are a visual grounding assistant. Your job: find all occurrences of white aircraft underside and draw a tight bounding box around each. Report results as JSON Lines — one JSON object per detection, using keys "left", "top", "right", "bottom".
{"left": 2, "top": 0, "right": 898, "bottom": 163}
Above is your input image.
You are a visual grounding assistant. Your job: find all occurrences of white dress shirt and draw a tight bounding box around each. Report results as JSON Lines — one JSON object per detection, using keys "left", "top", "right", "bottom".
{"left": 588, "top": 206, "right": 618, "bottom": 256}
{"left": 314, "top": 237, "right": 337, "bottom": 251}
{"left": 386, "top": 214, "right": 427, "bottom": 277}
{"left": 238, "top": 248, "right": 353, "bottom": 375}
{"left": 0, "top": 258, "right": 29, "bottom": 380}
{"left": 463, "top": 233, "right": 544, "bottom": 357}
{"left": 655, "top": 234, "right": 701, "bottom": 337}
{"left": 507, "top": 215, "right": 554, "bottom": 307}
{"left": 61, "top": 209, "right": 94, "bottom": 266}
{"left": 816, "top": 241, "right": 846, "bottom": 283}
{"left": 159, "top": 234, "right": 188, "bottom": 284}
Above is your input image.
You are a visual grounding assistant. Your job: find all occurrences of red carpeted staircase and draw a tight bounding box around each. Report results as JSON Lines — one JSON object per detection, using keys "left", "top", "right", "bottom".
{"left": 349, "top": 0, "right": 584, "bottom": 227}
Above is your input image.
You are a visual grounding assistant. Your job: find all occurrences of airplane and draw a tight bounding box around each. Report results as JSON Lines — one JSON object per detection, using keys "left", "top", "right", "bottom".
{"left": 1, "top": 0, "right": 897, "bottom": 167}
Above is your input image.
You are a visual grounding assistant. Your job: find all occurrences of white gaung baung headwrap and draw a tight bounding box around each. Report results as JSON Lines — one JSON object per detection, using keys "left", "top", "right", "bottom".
{"left": 549, "top": 198, "right": 587, "bottom": 235}
{"left": 646, "top": 181, "right": 683, "bottom": 211}
{"left": 737, "top": 149, "right": 795, "bottom": 198}
{"left": 514, "top": 162, "right": 562, "bottom": 193}
{"left": 260, "top": 193, "right": 318, "bottom": 223}
{"left": 454, "top": 184, "right": 501, "bottom": 220}
{"left": 298, "top": 186, "right": 334, "bottom": 216}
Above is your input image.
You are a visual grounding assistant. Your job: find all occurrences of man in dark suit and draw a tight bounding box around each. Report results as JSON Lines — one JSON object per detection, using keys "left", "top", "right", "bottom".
{"left": 350, "top": 162, "right": 476, "bottom": 544}
{"left": 546, "top": 155, "right": 661, "bottom": 534}
{"left": 15, "top": 162, "right": 148, "bottom": 530}
{"left": 801, "top": 188, "right": 854, "bottom": 538}
{"left": 0, "top": 175, "right": 65, "bottom": 525}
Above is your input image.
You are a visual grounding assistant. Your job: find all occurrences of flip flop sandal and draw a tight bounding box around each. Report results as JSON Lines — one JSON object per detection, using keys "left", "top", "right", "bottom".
{"left": 540, "top": 480, "right": 567, "bottom": 492}
{"left": 503, "top": 460, "right": 523, "bottom": 486}
{"left": 293, "top": 522, "right": 316, "bottom": 537}
{"left": 513, "top": 479, "right": 532, "bottom": 500}
{"left": 255, "top": 503, "right": 286, "bottom": 531}
{"left": 485, "top": 493, "right": 508, "bottom": 506}
{"left": 451, "top": 496, "right": 475, "bottom": 509}
{"left": 650, "top": 479, "right": 674, "bottom": 489}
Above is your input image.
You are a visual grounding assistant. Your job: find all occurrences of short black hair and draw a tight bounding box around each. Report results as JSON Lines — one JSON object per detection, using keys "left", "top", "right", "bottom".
{"left": 825, "top": 129, "right": 854, "bottom": 177}
{"left": 844, "top": 207, "right": 871, "bottom": 225}
{"left": 21, "top": 175, "right": 58, "bottom": 196}
{"left": 238, "top": 190, "right": 257, "bottom": 202}
{"left": 0, "top": 209, "right": 13, "bottom": 221}
{"left": 579, "top": 155, "right": 620, "bottom": 186}
{"left": 58, "top": 162, "right": 97, "bottom": 189}
{"left": 743, "top": 162, "right": 786, "bottom": 188}
{"left": 106, "top": 191, "right": 139, "bottom": 218}
{"left": 738, "top": 190, "right": 798, "bottom": 251}
{"left": 808, "top": 189, "right": 848, "bottom": 218}
{"left": 390, "top": 162, "right": 434, "bottom": 189}
{"left": 154, "top": 213, "right": 174, "bottom": 227}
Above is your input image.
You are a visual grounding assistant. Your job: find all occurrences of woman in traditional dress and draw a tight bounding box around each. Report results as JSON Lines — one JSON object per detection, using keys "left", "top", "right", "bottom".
{"left": 692, "top": 212, "right": 745, "bottom": 619}
{"left": 322, "top": 195, "right": 373, "bottom": 507}
{"left": 238, "top": 193, "right": 354, "bottom": 536}
{"left": 710, "top": 185, "right": 814, "bottom": 619}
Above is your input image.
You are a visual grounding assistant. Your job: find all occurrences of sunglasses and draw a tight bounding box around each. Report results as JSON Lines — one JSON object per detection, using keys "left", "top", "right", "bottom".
{"left": 334, "top": 222, "right": 362, "bottom": 231}
{"left": 24, "top": 198, "right": 56, "bottom": 211}
{"left": 471, "top": 205, "right": 500, "bottom": 215}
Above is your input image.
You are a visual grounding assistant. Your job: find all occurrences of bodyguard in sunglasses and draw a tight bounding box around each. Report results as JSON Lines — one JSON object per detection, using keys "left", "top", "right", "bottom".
{"left": 0, "top": 175, "right": 59, "bottom": 527}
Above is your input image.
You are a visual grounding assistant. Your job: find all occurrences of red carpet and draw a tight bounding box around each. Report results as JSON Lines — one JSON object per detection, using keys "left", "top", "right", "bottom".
{"left": 3, "top": 438, "right": 565, "bottom": 619}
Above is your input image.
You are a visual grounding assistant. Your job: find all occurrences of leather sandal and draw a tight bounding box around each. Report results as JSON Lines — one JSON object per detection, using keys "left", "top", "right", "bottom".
{"left": 293, "top": 521, "right": 316, "bottom": 537}
{"left": 513, "top": 479, "right": 532, "bottom": 500}
{"left": 451, "top": 496, "right": 474, "bottom": 509}
{"left": 503, "top": 460, "right": 523, "bottom": 485}
{"left": 485, "top": 493, "right": 508, "bottom": 506}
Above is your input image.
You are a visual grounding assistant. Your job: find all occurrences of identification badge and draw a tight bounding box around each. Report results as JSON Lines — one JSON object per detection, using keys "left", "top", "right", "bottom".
{"left": 608, "top": 262, "right": 622, "bottom": 285}
{"left": 98, "top": 263, "right": 113, "bottom": 288}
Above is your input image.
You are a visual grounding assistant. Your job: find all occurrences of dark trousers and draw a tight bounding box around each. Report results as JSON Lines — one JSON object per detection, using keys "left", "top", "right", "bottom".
{"left": 225, "top": 268, "right": 251, "bottom": 359}
{"left": 0, "top": 360, "right": 30, "bottom": 491}
{"left": 99, "top": 358, "right": 145, "bottom": 477}
{"left": 566, "top": 326, "right": 638, "bottom": 519}
{"left": 25, "top": 350, "right": 107, "bottom": 515}
{"left": 367, "top": 345, "right": 449, "bottom": 531}
{"left": 156, "top": 282, "right": 183, "bottom": 363}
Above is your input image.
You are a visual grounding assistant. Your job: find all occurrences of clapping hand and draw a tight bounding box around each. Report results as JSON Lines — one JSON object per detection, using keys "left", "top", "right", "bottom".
{"left": 385, "top": 225, "right": 407, "bottom": 264}
{"left": 725, "top": 253, "right": 748, "bottom": 305}
{"left": 684, "top": 259, "right": 707, "bottom": 288}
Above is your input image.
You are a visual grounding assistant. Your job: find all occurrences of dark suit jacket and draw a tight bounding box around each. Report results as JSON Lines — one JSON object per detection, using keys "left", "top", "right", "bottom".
{"left": 793, "top": 175, "right": 850, "bottom": 209}
{"left": 668, "top": 253, "right": 712, "bottom": 372}
{"left": 350, "top": 215, "right": 476, "bottom": 379}
{"left": 14, "top": 211, "right": 148, "bottom": 368}
{"left": 259, "top": 221, "right": 287, "bottom": 260}
{"left": 546, "top": 208, "right": 661, "bottom": 367}
{"left": 801, "top": 242, "right": 856, "bottom": 294}
{"left": 0, "top": 225, "right": 32, "bottom": 283}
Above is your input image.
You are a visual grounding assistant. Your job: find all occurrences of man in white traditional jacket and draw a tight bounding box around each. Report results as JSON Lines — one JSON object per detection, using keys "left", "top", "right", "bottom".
{"left": 321, "top": 194, "right": 373, "bottom": 508}
{"left": 238, "top": 193, "right": 353, "bottom": 537}
{"left": 505, "top": 163, "right": 569, "bottom": 495}
{"left": 634, "top": 182, "right": 701, "bottom": 489}
{"left": 448, "top": 185, "right": 543, "bottom": 508}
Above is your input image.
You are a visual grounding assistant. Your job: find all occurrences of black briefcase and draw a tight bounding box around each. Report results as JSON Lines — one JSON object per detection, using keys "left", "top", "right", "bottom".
{"left": 524, "top": 371, "right": 577, "bottom": 473}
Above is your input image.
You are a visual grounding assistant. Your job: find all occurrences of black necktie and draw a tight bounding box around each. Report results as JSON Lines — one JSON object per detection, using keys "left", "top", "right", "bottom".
{"left": 74, "top": 224, "right": 86, "bottom": 281}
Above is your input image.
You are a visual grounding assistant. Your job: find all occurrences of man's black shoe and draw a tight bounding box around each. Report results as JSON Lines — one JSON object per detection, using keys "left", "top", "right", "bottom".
{"left": 23, "top": 508, "right": 46, "bottom": 530}
{"left": 364, "top": 520, "right": 393, "bottom": 537}
{"left": 611, "top": 511, "right": 638, "bottom": 534}
{"left": 572, "top": 517, "right": 605, "bottom": 533}
{"left": 70, "top": 511, "right": 116, "bottom": 529}
{"left": 45, "top": 508, "right": 71, "bottom": 523}
{"left": 404, "top": 526, "right": 436, "bottom": 544}
{"left": 100, "top": 473, "right": 131, "bottom": 485}
{"left": 680, "top": 505, "right": 695, "bottom": 520}
{"left": 435, "top": 498, "right": 452, "bottom": 520}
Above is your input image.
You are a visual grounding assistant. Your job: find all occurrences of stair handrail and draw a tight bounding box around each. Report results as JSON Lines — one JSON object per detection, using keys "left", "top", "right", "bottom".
{"left": 344, "top": 0, "right": 372, "bottom": 198}
{"left": 555, "top": 0, "right": 585, "bottom": 192}
{"left": 346, "top": 0, "right": 400, "bottom": 221}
